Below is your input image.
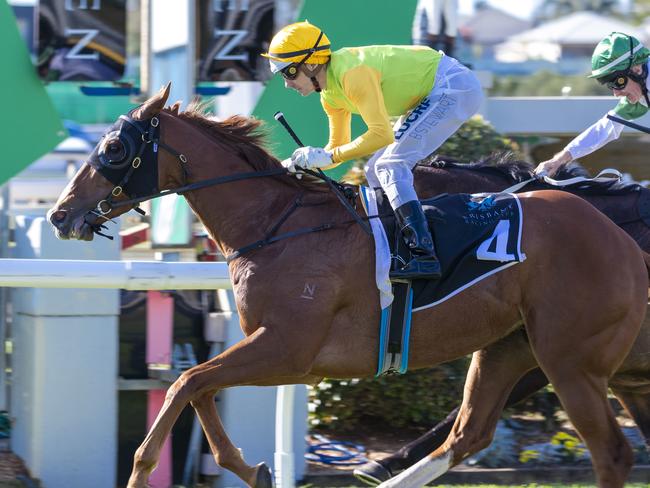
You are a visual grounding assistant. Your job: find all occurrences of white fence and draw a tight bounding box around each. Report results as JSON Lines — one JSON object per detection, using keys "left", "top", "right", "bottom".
{"left": 1, "top": 216, "right": 302, "bottom": 488}
{"left": 0, "top": 259, "right": 231, "bottom": 290}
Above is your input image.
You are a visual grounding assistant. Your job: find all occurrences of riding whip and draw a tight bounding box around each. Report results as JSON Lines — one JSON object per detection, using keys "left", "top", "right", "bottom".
{"left": 606, "top": 114, "right": 650, "bottom": 134}
{"left": 272, "top": 111, "right": 373, "bottom": 236}
{"left": 274, "top": 112, "right": 305, "bottom": 147}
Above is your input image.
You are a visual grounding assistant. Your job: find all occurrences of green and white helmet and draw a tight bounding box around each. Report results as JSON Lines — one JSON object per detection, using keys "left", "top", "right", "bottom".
{"left": 589, "top": 32, "right": 650, "bottom": 79}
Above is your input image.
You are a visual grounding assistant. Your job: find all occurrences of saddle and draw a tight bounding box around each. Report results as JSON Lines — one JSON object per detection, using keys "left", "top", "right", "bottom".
{"left": 367, "top": 188, "right": 526, "bottom": 375}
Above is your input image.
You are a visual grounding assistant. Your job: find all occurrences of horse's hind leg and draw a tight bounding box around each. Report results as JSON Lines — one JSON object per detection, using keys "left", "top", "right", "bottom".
{"left": 543, "top": 370, "right": 632, "bottom": 487}
{"left": 355, "top": 351, "right": 549, "bottom": 485}
{"left": 612, "top": 389, "right": 650, "bottom": 451}
{"left": 528, "top": 313, "right": 641, "bottom": 487}
{"left": 377, "top": 331, "right": 538, "bottom": 488}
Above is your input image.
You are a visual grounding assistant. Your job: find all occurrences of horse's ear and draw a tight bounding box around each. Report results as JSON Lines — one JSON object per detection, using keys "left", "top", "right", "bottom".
{"left": 169, "top": 101, "right": 182, "bottom": 115}
{"left": 133, "top": 82, "right": 171, "bottom": 120}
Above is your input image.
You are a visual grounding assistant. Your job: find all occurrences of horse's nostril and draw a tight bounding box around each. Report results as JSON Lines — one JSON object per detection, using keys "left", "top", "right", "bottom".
{"left": 51, "top": 210, "right": 67, "bottom": 224}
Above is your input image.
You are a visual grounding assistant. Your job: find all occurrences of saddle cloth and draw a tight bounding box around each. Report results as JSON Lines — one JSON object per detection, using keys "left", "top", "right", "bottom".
{"left": 360, "top": 188, "right": 527, "bottom": 311}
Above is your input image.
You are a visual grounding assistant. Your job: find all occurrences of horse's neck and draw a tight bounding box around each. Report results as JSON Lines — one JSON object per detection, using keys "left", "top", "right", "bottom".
{"left": 164, "top": 119, "right": 289, "bottom": 257}
{"left": 186, "top": 168, "right": 289, "bottom": 257}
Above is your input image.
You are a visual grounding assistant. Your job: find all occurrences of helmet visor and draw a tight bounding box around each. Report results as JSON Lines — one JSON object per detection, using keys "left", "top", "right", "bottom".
{"left": 269, "top": 58, "right": 293, "bottom": 74}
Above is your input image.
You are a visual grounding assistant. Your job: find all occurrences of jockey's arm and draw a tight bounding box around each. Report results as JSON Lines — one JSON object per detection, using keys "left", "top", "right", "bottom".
{"left": 535, "top": 112, "right": 624, "bottom": 176}
{"left": 322, "top": 100, "right": 351, "bottom": 153}
{"left": 563, "top": 111, "right": 624, "bottom": 160}
{"left": 327, "top": 65, "right": 394, "bottom": 165}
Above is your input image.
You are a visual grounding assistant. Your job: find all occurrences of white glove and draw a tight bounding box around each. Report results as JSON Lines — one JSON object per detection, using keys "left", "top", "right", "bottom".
{"left": 281, "top": 157, "right": 302, "bottom": 179}
{"left": 291, "top": 146, "right": 333, "bottom": 170}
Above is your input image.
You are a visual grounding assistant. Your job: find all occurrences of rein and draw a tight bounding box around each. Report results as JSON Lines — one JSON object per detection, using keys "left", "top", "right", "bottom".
{"left": 223, "top": 191, "right": 390, "bottom": 263}
{"left": 495, "top": 168, "right": 649, "bottom": 227}
{"left": 87, "top": 113, "right": 372, "bottom": 257}
{"left": 500, "top": 168, "right": 625, "bottom": 194}
{"left": 107, "top": 167, "right": 289, "bottom": 210}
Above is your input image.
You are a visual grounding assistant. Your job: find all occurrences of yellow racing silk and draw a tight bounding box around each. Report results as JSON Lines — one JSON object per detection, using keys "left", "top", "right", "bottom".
{"left": 320, "top": 45, "right": 442, "bottom": 165}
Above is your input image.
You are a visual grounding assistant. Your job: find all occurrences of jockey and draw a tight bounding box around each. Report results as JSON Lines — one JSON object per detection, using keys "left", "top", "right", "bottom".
{"left": 263, "top": 21, "right": 483, "bottom": 280}
{"left": 535, "top": 32, "right": 650, "bottom": 177}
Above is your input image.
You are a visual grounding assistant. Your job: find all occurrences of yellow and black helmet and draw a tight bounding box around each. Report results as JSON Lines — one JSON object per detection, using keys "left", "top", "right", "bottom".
{"left": 262, "top": 21, "right": 331, "bottom": 74}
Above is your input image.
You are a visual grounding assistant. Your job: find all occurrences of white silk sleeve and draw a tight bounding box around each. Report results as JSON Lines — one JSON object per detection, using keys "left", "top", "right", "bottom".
{"left": 565, "top": 112, "right": 624, "bottom": 160}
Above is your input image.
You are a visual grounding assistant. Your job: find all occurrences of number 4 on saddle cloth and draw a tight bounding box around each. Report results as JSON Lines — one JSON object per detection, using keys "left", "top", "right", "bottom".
{"left": 360, "top": 188, "right": 526, "bottom": 375}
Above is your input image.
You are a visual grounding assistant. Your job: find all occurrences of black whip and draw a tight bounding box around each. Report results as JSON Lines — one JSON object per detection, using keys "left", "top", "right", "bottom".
{"left": 274, "top": 111, "right": 305, "bottom": 147}
{"left": 273, "top": 111, "right": 372, "bottom": 236}
{"left": 607, "top": 114, "right": 650, "bottom": 134}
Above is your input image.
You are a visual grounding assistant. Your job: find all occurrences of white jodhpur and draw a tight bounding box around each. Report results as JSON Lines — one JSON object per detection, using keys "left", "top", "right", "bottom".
{"left": 365, "top": 55, "right": 483, "bottom": 209}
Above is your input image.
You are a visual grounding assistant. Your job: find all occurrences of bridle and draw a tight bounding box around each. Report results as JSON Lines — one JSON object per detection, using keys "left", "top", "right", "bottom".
{"left": 84, "top": 112, "right": 186, "bottom": 238}
{"left": 83, "top": 112, "right": 373, "bottom": 252}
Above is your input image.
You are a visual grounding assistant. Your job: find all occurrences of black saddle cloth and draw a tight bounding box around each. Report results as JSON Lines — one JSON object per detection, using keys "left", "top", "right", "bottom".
{"left": 374, "top": 189, "right": 525, "bottom": 311}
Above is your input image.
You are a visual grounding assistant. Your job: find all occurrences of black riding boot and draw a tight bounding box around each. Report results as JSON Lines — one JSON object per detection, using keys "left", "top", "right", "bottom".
{"left": 391, "top": 200, "right": 442, "bottom": 280}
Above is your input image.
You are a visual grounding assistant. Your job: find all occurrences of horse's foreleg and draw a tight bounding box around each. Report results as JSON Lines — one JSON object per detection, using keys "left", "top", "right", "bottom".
{"left": 127, "top": 326, "right": 313, "bottom": 488}
{"left": 191, "top": 372, "right": 320, "bottom": 488}
{"left": 377, "top": 331, "right": 537, "bottom": 488}
{"left": 191, "top": 392, "right": 270, "bottom": 487}
{"left": 127, "top": 384, "right": 189, "bottom": 487}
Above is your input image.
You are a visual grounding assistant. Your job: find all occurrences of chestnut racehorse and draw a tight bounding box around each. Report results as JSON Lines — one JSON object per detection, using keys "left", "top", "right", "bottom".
{"left": 48, "top": 85, "right": 649, "bottom": 488}
{"left": 355, "top": 158, "right": 650, "bottom": 485}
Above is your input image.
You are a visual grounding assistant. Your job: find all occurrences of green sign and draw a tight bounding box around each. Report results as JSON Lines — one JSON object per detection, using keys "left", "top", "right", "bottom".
{"left": 253, "top": 0, "right": 417, "bottom": 180}
{"left": 1, "top": 1, "right": 66, "bottom": 185}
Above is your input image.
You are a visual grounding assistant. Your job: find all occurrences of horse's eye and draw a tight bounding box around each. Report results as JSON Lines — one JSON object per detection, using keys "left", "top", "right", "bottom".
{"left": 107, "top": 141, "right": 125, "bottom": 158}
{"left": 101, "top": 137, "right": 127, "bottom": 163}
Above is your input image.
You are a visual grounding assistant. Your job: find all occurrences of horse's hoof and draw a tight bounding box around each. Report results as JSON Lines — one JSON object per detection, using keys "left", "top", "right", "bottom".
{"left": 353, "top": 460, "right": 393, "bottom": 486}
{"left": 253, "top": 462, "right": 274, "bottom": 488}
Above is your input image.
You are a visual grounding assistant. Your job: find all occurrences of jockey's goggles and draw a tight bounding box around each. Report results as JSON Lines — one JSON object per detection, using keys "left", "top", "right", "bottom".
{"left": 599, "top": 71, "right": 630, "bottom": 90}
{"left": 280, "top": 63, "right": 300, "bottom": 80}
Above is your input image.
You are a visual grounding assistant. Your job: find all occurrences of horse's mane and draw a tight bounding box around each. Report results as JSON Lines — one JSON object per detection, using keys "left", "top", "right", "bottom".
{"left": 423, "top": 152, "right": 593, "bottom": 183}
{"left": 170, "top": 102, "right": 282, "bottom": 173}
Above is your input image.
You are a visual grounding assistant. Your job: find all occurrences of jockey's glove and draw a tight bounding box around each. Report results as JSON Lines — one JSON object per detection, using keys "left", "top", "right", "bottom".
{"left": 290, "top": 146, "right": 333, "bottom": 171}
{"left": 281, "top": 157, "right": 302, "bottom": 179}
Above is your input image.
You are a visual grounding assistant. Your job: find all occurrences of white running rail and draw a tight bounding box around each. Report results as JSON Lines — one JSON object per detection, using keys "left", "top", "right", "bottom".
{"left": 0, "top": 259, "right": 231, "bottom": 290}
{"left": 0, "top": 257, "right": 297, "bottom": 488}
